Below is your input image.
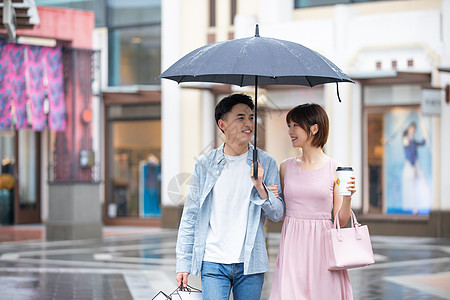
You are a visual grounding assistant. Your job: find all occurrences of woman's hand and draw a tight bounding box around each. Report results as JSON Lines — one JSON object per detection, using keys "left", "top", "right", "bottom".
{"left": 345, "top": 176, "right": 356, "bottom": 197}
{"left": 267, "top": 184, "right": 279, "bottom": 198}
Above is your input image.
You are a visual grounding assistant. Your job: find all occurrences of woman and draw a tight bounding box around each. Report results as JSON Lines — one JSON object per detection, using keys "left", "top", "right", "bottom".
{"left": 269, "top": 103, "right": 356, "bottom": 299}
{"left": 401, "top": 121, "right": 430, "bottom": 214}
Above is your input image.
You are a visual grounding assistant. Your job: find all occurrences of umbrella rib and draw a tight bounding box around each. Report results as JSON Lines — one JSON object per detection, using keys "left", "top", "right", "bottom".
{"left": 273, "top": 39, "right": 315, "bottom": 86}
{"left": 305, "top": 76, "right": 313, "bottom": 87}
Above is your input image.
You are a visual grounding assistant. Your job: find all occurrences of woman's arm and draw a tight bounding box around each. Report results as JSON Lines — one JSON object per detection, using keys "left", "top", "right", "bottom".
{"left": 279, "top": 160, "right": 286, "bottom": 194}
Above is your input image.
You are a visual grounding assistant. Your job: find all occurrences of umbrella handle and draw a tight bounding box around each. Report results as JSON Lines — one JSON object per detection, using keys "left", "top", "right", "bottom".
{"left": 253, "top": 149, "right": 258, "bottom": 180}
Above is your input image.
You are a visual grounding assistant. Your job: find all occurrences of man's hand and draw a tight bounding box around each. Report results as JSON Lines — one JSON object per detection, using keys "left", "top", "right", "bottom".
{"left": 250, "top": 162, "right": 265, "bottom": 190}
{"left": 176, "top": 272, "right": 189, "bottom": 289}
{"left": 250, "top": 162, "right": 268, "bottom": 199}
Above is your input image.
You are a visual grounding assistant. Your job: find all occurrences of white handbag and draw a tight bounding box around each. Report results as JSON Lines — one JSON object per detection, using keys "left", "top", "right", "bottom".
{"left": 170, "top": 285, "right": 202, "bottom": 300}
{"left": 152, "top": 291, "right": 171, "bottom": 300}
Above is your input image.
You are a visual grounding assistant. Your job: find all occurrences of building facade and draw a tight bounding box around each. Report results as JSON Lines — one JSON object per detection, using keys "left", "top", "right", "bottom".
{"left": 0, "top": 6, "right": 99, "bottom": 239}
{"left": 24, "top": 1, "right": 164, "bottom": 227}
{"left": 160, "top": 0, "right": 450, "bottom": 237}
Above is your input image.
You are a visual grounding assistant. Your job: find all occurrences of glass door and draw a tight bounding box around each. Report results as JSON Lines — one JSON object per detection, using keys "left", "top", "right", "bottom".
{"left": 16, "top": 130, "right": 41, "bottom": 223}
{"left": 0, "top": 131, "right": 15, "bottom": 225}
{"left": 105, "top": 103, "right": 162, "bottom": 223}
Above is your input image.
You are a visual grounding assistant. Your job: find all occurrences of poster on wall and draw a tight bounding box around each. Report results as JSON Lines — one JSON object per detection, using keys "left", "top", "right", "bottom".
{"left": 384, "top": 110, "right": 433, "bottom": 215}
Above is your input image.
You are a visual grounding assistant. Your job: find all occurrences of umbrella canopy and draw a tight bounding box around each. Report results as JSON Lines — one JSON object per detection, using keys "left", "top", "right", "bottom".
{"left": 158, "top": 25, "right": 354, "bottom": 178}
{"left": 158, "top": 26, "right": 353, "bottom": 87}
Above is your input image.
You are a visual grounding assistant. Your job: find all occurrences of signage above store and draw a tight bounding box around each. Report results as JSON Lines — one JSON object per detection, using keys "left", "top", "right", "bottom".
{"left": 421, "top": 89, "right": 442, "bottom": 115}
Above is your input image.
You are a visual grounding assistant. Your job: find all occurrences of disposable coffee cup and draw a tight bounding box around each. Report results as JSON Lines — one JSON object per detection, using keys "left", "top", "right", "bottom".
{"left": 336, "top": 167, "right": 353, "bottom": 196}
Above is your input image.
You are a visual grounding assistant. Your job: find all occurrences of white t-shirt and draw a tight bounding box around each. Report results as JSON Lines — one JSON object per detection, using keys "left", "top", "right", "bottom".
{"left": 203, "top": 152, "right": 253, "bottom": 264}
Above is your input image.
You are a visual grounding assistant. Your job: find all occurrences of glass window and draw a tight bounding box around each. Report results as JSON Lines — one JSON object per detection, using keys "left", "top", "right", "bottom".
{"left": 35, "top": 0, "right": 107, "bottom": 27}
{"left": 366, "top": 111, "right": 384, "bottom": 214}
{"left": 231, "top": 0, "right": 236, "bottom": 25}
{"left": 108, "top": 25, "right": 161, "bottom": 86}
{"left": 107, "top": 0, "right": 161, "bottom": 28}
{"left": 366, "top": 107, "right": 434, "bottom": 215}
{"left": 364, "top": 85, "right": 422, "bottom": 106}
{"left": 209, "top": 0, "right": 216, "bottom": 27}
{"left": 295, "top": 0, "right": 390, "bottom": 9}
{"left": 0, "top": 131, "right": 15, "bottom": 176}
{"left": 106, "top": 104, "right": 161, "bottom": 219}
{"left": 0, "top": 131, "right": 15, "bottom": 224}
{"left": 18, "top": 130, "right": 38, "bottom": 208}
{"left": 295, "top": 0, "right": 349, "bottom": 8}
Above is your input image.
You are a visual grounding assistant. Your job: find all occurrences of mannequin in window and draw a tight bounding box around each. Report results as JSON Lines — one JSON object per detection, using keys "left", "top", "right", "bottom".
{"left": 401, "top": 120, "right": 431, "bottom": 215}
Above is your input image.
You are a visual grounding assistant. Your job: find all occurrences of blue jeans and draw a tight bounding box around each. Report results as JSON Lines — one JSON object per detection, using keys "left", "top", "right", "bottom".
{"left": 201, "top": 261, "right": 264, "bottom": 300}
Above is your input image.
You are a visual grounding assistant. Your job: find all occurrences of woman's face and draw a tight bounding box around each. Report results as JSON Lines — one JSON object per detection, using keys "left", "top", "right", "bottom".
{"left": 407, "top": 125, "right": 416, "bottom": 137}
{"left": 287, "top": 121, "right": 310, "bottom": 148}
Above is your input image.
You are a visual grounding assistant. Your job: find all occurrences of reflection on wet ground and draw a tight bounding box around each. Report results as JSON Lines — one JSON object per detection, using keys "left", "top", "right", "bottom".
{"left": 0, "top": 228, "right": 449, "bottom": 299}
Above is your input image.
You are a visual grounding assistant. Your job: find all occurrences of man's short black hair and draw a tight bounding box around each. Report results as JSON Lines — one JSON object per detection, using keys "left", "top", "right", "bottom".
{"left": 215, "top": 94, "right": 254, "bottom": 133}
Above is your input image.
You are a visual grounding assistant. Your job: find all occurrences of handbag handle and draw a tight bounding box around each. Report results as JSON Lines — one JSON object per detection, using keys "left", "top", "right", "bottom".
{"left": 173, "top": 284, "right": 202, "bottom": 293}
{"left": 333, "top": 208, "right": 362, "bottom": 240}
{"left": 333, "top": 208, "right": 359, "bottom": 229}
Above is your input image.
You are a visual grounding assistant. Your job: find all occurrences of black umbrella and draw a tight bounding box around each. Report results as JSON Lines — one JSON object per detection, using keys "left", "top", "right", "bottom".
{"left": 158, "top": 25, "right": 354, "bottom": 179}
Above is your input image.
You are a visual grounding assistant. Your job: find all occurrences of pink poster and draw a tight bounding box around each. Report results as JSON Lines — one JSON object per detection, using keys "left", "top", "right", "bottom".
{"left": 8, "top": 43, "right": 28, "bottom": 130}
{"left": 0, "top": 43, "right": 12, "bottom": 129}
{"left": 0, "top": 42, "right": 66, "bottom": 131}
{"left": 27, "top": 45, "right": 47, "bottom": 131}
{"left": 45, "top": 47, "right": 66, "bottom": 132}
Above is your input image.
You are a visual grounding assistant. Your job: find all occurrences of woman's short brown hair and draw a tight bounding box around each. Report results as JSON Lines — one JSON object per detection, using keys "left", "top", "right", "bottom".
{"left": 286, "top": 103, "right": 329, "bottom": 149}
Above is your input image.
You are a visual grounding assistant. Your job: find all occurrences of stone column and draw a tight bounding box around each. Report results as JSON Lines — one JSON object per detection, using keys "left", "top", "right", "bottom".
{"left": 46, "top": 183, "right": 101, "bottom": 240}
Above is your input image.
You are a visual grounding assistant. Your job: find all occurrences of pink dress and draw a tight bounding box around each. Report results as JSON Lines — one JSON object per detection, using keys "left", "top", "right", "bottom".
{"left": 269, "top": 157, "right": 353, "bottom": 300}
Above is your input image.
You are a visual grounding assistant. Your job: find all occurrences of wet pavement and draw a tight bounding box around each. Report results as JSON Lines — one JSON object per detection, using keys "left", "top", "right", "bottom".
{"left": 0, "top": 226, "right": 449, "bottom": 299}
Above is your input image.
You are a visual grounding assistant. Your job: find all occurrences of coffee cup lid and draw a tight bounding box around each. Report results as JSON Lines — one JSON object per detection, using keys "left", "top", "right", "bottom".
{"left": 336, "top": 166, "right": 353, "bottom": 171}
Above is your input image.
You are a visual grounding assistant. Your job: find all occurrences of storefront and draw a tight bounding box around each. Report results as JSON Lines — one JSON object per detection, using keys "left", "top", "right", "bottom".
{"left": 103, "top": 90, "right": 162, "bottom": 226}
{"left": 352, "top": 69, "right": 446, "bottom": 236}
{"left": 0, "top": 41, "right": 66, "bottom": 225}
{"left": 0, "top": 130, "right": 42, "bottom": 224}
{"left": 0, "top": 7, "right": 98, "bottom": 239}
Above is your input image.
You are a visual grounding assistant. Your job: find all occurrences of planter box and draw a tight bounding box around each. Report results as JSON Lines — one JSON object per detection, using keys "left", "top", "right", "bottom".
{"left": 0, "top": 189, "right": 13, "bottom": 225}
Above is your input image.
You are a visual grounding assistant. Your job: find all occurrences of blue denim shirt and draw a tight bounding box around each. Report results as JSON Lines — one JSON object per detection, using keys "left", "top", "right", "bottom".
{"left": 176, "top": 143, "right": 285, "bottom": 276}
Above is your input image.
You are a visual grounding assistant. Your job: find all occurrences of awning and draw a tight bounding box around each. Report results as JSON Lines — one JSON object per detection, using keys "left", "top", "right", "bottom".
{"left": 0, "top": 42, "right": 66, "bottom": 131}
{"left": 349, "top": 70, "right": 431, "bottom": 85}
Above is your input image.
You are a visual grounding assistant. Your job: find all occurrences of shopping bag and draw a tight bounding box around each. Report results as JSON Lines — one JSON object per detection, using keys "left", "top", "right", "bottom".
{"left": 324, "top": 209, "right": 375, "bottom": 270}
{"left": 170, "top": 285, "right": 202, "bottom": 300}
{"left": 152, "top": 290, "right": 171, "bottom": 300}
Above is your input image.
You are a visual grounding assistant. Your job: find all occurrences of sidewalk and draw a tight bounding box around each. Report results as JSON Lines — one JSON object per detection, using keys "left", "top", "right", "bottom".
{"left": 0, "top": 226, "right": 449, "bottom": 299}
{"left": 0, "top": 224, "right": 160, "bottom": 242}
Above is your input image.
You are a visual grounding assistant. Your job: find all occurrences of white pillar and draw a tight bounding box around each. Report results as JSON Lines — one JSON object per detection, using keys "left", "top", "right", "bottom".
{"left": 351, "top": 83, "right": 363, "bottom": 211}
{"left": 202, "top": 90, "right": 215, "bottom": 151}
{"left": 440, "top": 0, "right": 450, "bottom": 210}
{"left": 161, "top": 0, "right": 181, "bottom": 207}
{"left": 328, "top": 4, "right": 353, "bottom": 165}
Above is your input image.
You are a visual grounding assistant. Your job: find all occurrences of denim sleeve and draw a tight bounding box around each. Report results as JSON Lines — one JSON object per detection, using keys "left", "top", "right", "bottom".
{"left": 176, "top": 162, "right": 201, "bottom": 274}
{"left": 250, "top": 156, "right": 285, "bottom": 222}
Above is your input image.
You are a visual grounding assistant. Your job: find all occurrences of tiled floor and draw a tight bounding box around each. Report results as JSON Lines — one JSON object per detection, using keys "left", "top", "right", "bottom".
{"left": 0, "top": 226, "right": 449, "bottom": 299}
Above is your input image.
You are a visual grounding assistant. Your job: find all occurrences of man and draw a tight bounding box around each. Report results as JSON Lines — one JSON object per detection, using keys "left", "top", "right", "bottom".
{"left": 175, "top": 93, "right": 285, "bottom": 299}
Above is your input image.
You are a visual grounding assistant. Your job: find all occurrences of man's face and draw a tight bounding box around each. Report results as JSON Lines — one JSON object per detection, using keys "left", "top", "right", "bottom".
{"left": 219, "top": 103, "right": 254, "bottom": 145}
